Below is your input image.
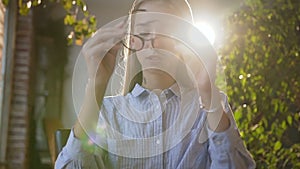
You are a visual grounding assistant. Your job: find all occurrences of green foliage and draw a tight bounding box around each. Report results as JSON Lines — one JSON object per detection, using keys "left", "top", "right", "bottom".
{"left": 2, "top": 0, "right": 97, "bottom": 45}
{"left": 220, "top": 0, "right": 300, "bottom": 168}
{"left": 60, "top": 0, "right": 97, "bottom": 45}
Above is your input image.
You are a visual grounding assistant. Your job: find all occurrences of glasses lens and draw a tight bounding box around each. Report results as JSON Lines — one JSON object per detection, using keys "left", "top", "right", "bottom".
{"left": 123, "top": 34, "right": 143, "bottom": 51}
{"left": 153, "top": 35, "right": 177, "bottom": 51}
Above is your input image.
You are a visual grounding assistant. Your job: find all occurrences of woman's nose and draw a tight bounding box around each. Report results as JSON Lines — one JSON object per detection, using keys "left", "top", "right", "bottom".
{"left": 143, "top": 39, "right": 154, "bottom": 49}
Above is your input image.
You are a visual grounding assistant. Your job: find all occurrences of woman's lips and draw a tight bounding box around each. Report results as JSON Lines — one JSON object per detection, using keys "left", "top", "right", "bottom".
{"left": 145, "top": 55, "right": 161, "bottom": 61}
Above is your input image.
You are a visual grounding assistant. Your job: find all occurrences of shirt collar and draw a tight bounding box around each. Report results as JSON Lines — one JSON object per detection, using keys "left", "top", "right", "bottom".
{"left": 131, "top": 83, "right": 147, "bottom": 97}
{"left": 131, "top": 83, "right": 181, "bottom": 98}
{"left": 168, "top": 83, "right": 180, "bottom": 97}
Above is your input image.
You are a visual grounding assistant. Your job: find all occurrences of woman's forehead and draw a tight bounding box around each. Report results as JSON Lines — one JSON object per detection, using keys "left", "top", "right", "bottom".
{"left": 131, "top": 1, "right": 191, "bottom": 34}
{"left": 132, "top": 14, "right": 174, "bottom": 34}
{"left": 132, "top": 1, "right": 190, "bottom": 26}
{"left": 133, "top": 3, "right": 177, "bottom": 26}
{"left": 134, "top": 1, "right": 177, "bottom": 15}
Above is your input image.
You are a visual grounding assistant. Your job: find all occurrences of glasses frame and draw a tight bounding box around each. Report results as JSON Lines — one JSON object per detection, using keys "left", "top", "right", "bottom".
{"left": 122, "top": 33, "right": 173, "bottom": 52}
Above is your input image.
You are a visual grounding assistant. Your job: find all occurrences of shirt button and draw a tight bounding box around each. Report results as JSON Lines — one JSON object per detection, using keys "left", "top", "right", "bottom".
{"left": 156, "top": 140, "right": 160, "bottom": 145}
{"left": 213, "top": 136, "right": 223, "bottom": 145}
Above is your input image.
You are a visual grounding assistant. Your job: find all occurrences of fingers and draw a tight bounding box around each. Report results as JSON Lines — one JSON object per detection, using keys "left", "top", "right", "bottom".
{"left": 83, "top": 39, "right": 121, "bottom": 80}
{"left": 83, "top": 18, "right": 128, "bottom": 53}
{"left": 84, "top": 28, "right": 125, "bottom": 51}
{"left": 91, "top": 27, "right": 126, "bottom": 43}
{"left": 83, "top": 42, "right": 117, "bottom": 59}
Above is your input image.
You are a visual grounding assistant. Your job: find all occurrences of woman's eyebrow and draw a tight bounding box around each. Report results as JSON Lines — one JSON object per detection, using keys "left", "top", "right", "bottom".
{"left": 133, "top": 9, "right": 147, "bottom": 13}
{"left": 135, "top": 20, "right": 159, "bottom": 27}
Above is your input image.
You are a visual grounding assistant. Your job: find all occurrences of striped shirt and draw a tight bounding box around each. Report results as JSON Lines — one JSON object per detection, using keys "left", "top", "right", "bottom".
{"left": 55, "top": 84, "right": 256, "bottom": 169}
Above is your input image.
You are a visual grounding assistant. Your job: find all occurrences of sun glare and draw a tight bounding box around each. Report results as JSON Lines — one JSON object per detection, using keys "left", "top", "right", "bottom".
{"left": 194, "top": 22, "right": 216, "bottom": 45}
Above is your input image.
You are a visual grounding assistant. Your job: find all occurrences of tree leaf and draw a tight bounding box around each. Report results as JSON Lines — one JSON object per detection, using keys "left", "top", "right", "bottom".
{"left": 287, "top": 115, "right": 292, "bottom": 125}
{"left": 274, "top": 141, "right": 282, "bottom": 151}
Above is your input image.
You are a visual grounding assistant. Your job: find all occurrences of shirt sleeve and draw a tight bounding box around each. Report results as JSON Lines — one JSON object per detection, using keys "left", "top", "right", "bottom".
{"left": 207, "top": 92, "right": 256, "bottom": 169}
{"left": 54, "top": 129, "right": 106, "bottom": 169}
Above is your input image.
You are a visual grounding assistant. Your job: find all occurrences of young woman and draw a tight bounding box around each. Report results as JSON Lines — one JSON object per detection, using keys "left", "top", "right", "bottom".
{"left": 55, "top": 0, "right": 256, "bottom": 168}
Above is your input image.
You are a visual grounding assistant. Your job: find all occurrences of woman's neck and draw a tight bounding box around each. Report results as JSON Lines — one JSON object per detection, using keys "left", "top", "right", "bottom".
{"left": 142, "top": 69, "right": 175, "bottom": 90}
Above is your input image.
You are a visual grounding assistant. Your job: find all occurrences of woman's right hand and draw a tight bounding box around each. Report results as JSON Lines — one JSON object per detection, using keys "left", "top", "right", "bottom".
{"left": 81, "top": 22, "right": 126, "bottom": 86}
{"left": 74, "top": 21, "right": 126, "bottom": 138}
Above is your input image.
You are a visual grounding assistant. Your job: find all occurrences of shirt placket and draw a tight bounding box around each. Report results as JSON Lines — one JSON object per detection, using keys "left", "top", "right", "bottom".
{"left": 160, "top": 90, "right": 171, "bottom": 169}
{"left": 148, "top": 92, "right": 164, "bottom": 168}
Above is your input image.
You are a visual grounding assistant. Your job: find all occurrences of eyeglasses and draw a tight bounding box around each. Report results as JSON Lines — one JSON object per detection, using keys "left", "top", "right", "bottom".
{"left": 122, "top": 33, "right": 176, "bottom": 52}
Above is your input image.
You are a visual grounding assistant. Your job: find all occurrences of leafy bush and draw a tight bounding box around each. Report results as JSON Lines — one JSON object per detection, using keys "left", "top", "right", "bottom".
{"left": 220, "top": 0, "right": 300, "bottom": 168}
{"left": 3, "top": 0, "right": 97, "bottom": 45}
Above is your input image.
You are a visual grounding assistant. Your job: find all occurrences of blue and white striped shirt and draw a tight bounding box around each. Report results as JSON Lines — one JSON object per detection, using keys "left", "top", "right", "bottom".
{"left": 55, "top": 84, "right": 256, "bottom": 169}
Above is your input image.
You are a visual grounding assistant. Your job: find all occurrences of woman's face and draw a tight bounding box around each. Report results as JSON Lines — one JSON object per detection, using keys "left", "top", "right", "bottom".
{"left": 131, "top": 1, "right": 184, "bottom": 75}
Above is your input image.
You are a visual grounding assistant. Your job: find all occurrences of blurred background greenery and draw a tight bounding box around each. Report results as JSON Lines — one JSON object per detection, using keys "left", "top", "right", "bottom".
{"left": 220, "top": 0, "right": 300, "bottom": 168}
{"left": 3, "top": 0, "right": 299, "bottom": 168}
